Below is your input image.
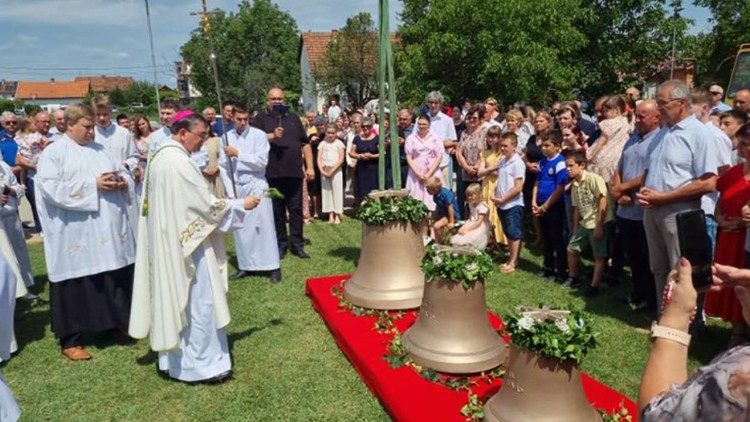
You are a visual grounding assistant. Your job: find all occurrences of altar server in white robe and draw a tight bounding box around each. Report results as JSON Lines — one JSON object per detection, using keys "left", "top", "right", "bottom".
{"left": 219, "top": 106, "right": 281, "bottom": 283}
{"left": 148, "top": 100, "right": 178, "bottom": 153}
{"left": 129, "top": 113, "right": 260, "bottom": 383}
{"left": 0, "top": 224, "right": 25, "bottom": 422}
{"left": 92, "top": 95, "right": 140, "bottom": 234}
{"left": 0, "top": 160, "right": 33, "bottom": 291}
{"left": 36, "top": 104, "right": 136, "bottom": 362}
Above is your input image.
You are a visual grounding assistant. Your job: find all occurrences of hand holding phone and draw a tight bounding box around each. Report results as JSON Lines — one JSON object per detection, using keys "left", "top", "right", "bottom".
{"left": 676, "top": 209, "right": 713, "bottom": 292}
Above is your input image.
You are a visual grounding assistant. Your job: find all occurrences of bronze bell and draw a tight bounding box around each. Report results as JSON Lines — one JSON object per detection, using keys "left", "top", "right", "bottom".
{"left": 344, "top": 218, "right": 426, "bottom": 310}
{"left": 484, "top": 345, "right": 601, "bottom": 422}
{"left": 402, "top": 277, "right": 506, "bottom": 374}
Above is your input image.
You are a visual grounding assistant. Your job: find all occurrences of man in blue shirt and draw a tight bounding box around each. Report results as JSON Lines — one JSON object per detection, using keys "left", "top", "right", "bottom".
{"left": 637, "top": 80, "right": 718, "bottom": 310}
{"left": 0, "top": 112, "right": 19, "bottom": 170}
{"left": 427, "top": 176, "right": 461, "bottom": 243}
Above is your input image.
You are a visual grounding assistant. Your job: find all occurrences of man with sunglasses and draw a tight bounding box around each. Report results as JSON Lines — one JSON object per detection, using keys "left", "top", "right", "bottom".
{"left": 708, "top": 85, "right": 732, "bottom": 115}
{"left": 0, "top": 112, "right": 19, "bottom": 175}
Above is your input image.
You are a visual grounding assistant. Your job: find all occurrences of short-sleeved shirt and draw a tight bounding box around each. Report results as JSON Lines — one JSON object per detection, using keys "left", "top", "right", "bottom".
{"left": 616, "top": 128, "right": 660, "bottom": 221}
{"left": 212, "top": 119, "right": 234, "bottom": 137}
{"left": 571, "top": 170, "right": 614, "bottom": 229}
{"left": 0, "top": 130, "right": 18, "bottom": 167}
{"left": 253, "top": 110, "right": 309, "bottom": 179}
{"left": 701, "top": 121, "right": 734, "bottom": 216}
{"left": 433, "top": 187, "right": 462, "bottom": 220}
{"left": 496, "top": 153, "right": 526, "bottom": 210}
{"left": 644, "top": 115, "right": 718, "bottom": 211}
{"left": 428, "top": 112, "right": 457, "bottom": 168}
{"left": 536, "top": 153, "right": 568, "bottom": 204}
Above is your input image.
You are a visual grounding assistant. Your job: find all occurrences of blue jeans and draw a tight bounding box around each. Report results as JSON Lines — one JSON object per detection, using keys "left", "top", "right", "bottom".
{"left": 498, "top": 205, "right": 524, "bottom": 240}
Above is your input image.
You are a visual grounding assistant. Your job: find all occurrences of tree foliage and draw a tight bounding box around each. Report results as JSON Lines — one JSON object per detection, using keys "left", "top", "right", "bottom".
{"left": 180, "top": 0, "right": 301, "bottom": 111}
{"left": 313, "top": 13, "right": 379, "bottom": 109}
{"left": 397, "top": 0, "right": 587, "bottom": 105}
{"left": 693, "top": 0, "right": 750, "bottom": 87}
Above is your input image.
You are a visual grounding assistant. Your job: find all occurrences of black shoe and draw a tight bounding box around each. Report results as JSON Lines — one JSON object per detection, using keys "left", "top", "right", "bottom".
{"left": 269, "top": 269, "right": 282, "bottom": 284}
{"left": 201, "top": 370, "right": 233, "bottom": 384}
{"left": 291, "top": 249, "right": 310, "bottom": 259}
{"left": 230, "top": 270, "right": 248, "bottom": 280}
{"left": 562, "top": 277, "right": 581, "bottom": 288}
{"left": 584, "top": 285, "right": 601, "bottom": 298}
{"left": 279, "top": 249, "right": 288, "bottom": 259}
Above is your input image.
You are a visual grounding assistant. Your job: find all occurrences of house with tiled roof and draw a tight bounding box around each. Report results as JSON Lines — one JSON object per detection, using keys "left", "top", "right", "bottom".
{"left": 15, "top": 79, "right": 90, "bottom": 106}
{"left": 0, "top": 80, "right": 17, "bottom": 99}
{"left": 299, "top": 31, "right": 337, "bottom": 113}
{"left": 75, "top": 75, "right": 133, "bottom": 93}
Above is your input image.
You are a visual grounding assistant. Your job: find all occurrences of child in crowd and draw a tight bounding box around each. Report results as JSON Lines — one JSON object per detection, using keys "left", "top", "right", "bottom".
{"left": 492, "top": 133, "right": 525, "bottom": 273}
{"left": 426, "top": 176, "right": 461, "bottom": 243}
{"left": 318, "top": 124, "right": 346, "bottom": 224}
{"left": 564, "top": 150, "right": 614, "bottom": 297}
{"left": 720, "top": 110, "right": 749, "bottom": 165}
{"left": 451, "top": 183, "right": 492, "bottom": 250}
{"left": 532, "top": 130, "right": 568, "bottom": 280}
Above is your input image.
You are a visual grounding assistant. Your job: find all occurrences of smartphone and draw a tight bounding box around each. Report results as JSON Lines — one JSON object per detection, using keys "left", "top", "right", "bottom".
{"left": 675, "top": 209, "right": 713, "bottom": 292}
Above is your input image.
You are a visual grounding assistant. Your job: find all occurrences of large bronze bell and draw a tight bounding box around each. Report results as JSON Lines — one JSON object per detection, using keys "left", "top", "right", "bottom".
{"left": 402, "top": 275, "right": 506, "bottom": 374}
{"left": 484, "top": 345, "right": 601, "bottom": 422}
{"left": 344, "top": 191, "right": 425, "bottom": 310}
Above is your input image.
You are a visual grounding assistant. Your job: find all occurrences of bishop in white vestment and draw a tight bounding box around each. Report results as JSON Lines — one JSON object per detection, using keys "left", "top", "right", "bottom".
{"left": 36, "top": 104, "right": 136, "bottom": 361}
{"left": 129, "top": 113, "right": 259, "bottom": 383}
{"left": 219, "top": 108, "right": 281, "bottom": 282}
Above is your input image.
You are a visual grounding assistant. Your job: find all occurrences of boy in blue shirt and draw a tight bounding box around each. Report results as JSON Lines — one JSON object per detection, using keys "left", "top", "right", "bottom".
{"left": 426, "top": 177, "right": 461, "bottom": 243}
{"left": 532, "top": 130, "right": 568, "bottom": 280}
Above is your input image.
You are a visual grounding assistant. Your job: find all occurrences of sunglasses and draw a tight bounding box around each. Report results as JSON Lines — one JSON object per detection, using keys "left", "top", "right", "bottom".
{"left": 710, "top": 92, "right": 722, "bottom": 95}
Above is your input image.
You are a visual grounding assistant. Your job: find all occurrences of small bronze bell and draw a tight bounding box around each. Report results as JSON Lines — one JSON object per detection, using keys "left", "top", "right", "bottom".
{"left": 402, "top": 277, "right": 506, "bottom": 374}
{"left": 484, "top": 345, "right": 601, "bottom": 422}
{"left": 344, "top": 219, "right": 426, "bottom": 310}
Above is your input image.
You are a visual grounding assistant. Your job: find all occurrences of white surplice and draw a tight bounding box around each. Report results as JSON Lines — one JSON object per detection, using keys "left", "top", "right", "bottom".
{"left": 129, "top": 139, "right": 244, "bottom": 382}
{"left": 35, "top": 135, "right": 135, "bottom": 282}
{"left": 95, "top": 123, "right": 140, "bottom": 236}
{"left": 219, "top": 126, "right": 279, "bottom": 271}
{"left": 0, "top": 226, "right": 22, "bottom": 422}
{"left": 0, "top": 162, "right": 32, "bottom": 288}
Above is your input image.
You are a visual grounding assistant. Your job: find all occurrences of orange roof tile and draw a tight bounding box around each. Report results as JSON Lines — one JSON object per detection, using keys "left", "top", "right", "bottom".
{"left": 301, "top": 32, "right": 336, "bottom": 71}
{"left": 75, "top": 75, "right": 133, "bottom": 93}
{"left": 15, "top": 80, "right": 90, "bottom": 100}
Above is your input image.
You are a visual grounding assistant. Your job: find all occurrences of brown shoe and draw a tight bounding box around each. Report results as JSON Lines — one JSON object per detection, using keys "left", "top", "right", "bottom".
{"left": 61, "top": 346, "right": 92, "bottom": 361}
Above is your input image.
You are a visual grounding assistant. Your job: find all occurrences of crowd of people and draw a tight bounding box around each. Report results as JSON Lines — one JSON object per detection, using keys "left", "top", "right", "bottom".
{"left": 1, "top": 79, "right": 750, "bottom": 420}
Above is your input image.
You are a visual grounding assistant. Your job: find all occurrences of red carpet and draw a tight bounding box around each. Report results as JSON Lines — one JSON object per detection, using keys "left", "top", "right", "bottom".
{"left": 306, "top": 275, "right": 638, "bottom": 421}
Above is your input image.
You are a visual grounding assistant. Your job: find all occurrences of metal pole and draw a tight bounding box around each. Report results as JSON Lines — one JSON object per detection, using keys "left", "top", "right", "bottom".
{"left": 197, "top": 0, "right": 236, "bottom": 197}
{"left": 670, "top": 26, "right": 676, "bottom": 80}
{"left": 144, "top": 0, "right": 161, "bottom": 111}
{"left": 377, "top": 0, "right": 387, "bottom": 191}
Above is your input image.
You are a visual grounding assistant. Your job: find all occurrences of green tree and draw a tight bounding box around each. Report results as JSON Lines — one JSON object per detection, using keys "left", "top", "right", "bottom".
{"left": 123, "top": 81, "right": 161, "bottom": 106}
{"left": 396, "top": 0, "right": 587, "bottom": 106}
{"left": 313, "top": 12, "right": 379, "bottom": 108}
{"left": 574, "top": 0, "right": 691, "bottom": 99}
{"left": 108, "top": 88, "right": 126, "bottom": 106}
{"left": 693, "top": 0, "right": 750, "bottom": 87}
{"left": 180, "top": 0, "right": 301, "bottom": 111}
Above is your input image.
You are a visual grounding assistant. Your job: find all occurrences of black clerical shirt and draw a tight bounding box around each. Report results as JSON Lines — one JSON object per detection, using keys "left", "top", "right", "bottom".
{"left": 252, "top": 110, "right": 308, "bottom": 179}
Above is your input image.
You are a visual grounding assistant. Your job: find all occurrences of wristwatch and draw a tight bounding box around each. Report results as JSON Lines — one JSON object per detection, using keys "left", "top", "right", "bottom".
{"left": 650, "top": 321, "right": 691, "bottom": 346}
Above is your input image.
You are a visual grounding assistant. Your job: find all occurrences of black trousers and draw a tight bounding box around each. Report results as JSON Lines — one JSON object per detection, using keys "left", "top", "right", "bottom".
{"left": 268, "top": 177, "right": 304, "bottom": 253}
{"left": 539, "top": 200, "right": 567, "bottom": 276}
{"left": 26, "top": 176, "right": 42, "bottom": 232}
{"left": 618, "top": 217, "right": 656, "bottom": 307}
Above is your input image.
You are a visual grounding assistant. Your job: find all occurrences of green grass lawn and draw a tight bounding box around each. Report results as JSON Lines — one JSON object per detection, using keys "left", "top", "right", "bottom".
{"left": 4, "top": 217, "right": 731, "bottom": 421}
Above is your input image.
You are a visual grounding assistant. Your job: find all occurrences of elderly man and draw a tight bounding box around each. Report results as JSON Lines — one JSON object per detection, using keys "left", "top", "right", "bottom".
{"left": 202, "top": 107, "right": 217, "bottom": 126}
{"left": 708, "top": 84, "right": 732, "bottom": 114}
{"left": 734, "top": 88, "right": 750, "bottom": 114}
{"left": 49, "top": 110, "right": 67, "bottom": 142}
{"left": 636, "top": 80, "right": 717, "bottom": 310}
{"left": 36, "top": 103, "right": 136, "bottom": 360}
{"left": 130, "top": 112, "right": 259, "bottom": 383}
{"left": 0, "top": 112, "right": 19, "bottom": 172}
{"left": 220, "top": 106, "right": 281, "bottom": 282}
{"left": 212, "top": 103, "right": 234, "bottom": 137}
{"left": 426, "top": 91, "right": 458, "bottom": 190}
{"left": 253, "top": 87, "right": 314, "bottom": 259}
{"left": 610, "top": 100, "right": 661, "bottom": 313}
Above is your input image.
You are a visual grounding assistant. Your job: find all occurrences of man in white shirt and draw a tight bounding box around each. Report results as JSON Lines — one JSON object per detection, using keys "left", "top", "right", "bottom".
{"left": 708, "top": 84, "right": 732, "bottom": 114}
{"left": 129, "top": 112, "right": 260, "bottom": 383}
{"left": 149, "top": 100, "right": 178, "bottom": 152}
{"left": 36, "top": 103, "right": 136, "bottom": 361}
{"left": 48, "top": 110, "right": 66, "bottom": 142}
{"left": 220, "top": 106, "right": 281, "bottom": 282}
{"left": 426, "top": 91, "right": 457, "bottom": 190}
{"left": 328, "top": 99, "right": 341, "bottom": 123}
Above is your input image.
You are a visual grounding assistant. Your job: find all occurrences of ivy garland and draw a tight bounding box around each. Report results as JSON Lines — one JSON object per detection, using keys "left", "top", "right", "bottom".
{"left": 421, "top": 245, "right": 495, "bottom": 290}
{"left": 355, "top": 191, "right": 429, "bottom": 226}
{"left": 504, "top": 306, "right": 598, "bottom": 366}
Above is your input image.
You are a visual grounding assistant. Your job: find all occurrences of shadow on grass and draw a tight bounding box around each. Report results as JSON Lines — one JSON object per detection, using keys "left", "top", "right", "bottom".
{"left": 134, "top": 318, "right": 284, "bottom": 368}
{"left": 328, "top": 246, "right": 360, "bottom": 265}
{"left": 14, "top": 274, "right": 51, "bottom": 354}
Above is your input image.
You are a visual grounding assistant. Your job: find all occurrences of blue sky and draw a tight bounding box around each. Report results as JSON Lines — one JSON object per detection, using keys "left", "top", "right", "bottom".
{"left": 0, "top": 0, "right": 711, "bottom": 86}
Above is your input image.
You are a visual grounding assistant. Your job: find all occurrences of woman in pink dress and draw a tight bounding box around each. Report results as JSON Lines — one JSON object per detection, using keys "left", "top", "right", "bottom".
{"left": 405, "top": 115, "right": 444, "bottom": 210}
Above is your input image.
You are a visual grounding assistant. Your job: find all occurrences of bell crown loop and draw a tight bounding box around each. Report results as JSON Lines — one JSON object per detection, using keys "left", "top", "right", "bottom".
{"left": 432, "top": 244, "right": 482, "bottom": 257}
{"left": 367, "top": 188, "right": 410, "bottom": 201}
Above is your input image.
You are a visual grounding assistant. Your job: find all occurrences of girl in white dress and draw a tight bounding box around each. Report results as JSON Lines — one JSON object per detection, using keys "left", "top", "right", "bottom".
{"left": 451, "top": 183, "right": 492, "bottom": 250}
{"left": 317, "top": 124, "right": 346, "bottom": 224}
